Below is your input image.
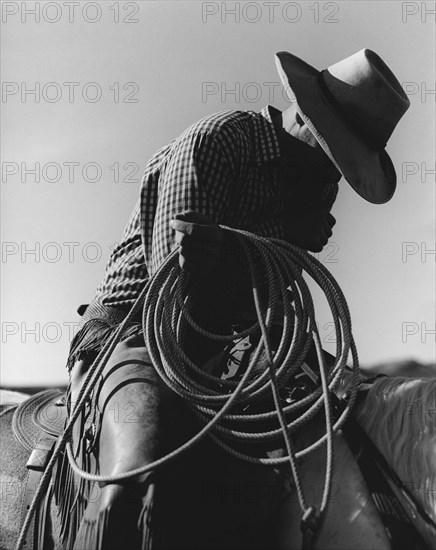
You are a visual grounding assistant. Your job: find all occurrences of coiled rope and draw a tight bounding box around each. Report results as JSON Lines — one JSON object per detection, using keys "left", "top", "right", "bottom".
{"left": 16, "top": 228, "right": 359, "bottom": 550}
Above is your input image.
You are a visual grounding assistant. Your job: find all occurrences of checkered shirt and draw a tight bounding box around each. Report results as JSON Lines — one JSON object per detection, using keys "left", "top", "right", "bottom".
{"left": 94, "top": 105, "right": 338, "bottom": 309}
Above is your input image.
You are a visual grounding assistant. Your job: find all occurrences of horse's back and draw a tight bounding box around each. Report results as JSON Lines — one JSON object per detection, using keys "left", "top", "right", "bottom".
{"left": 0, "top": 397, "right": 32, "bottom": 550}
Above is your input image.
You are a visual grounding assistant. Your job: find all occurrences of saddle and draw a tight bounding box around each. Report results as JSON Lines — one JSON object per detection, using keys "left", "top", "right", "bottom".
{"left": 12, "top": 389, "right": 67, "bottom": 550}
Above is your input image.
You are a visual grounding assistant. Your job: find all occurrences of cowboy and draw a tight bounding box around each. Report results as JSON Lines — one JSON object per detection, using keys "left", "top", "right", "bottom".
{"left": 64, "top": 49, "right": 410, "bottom": 547}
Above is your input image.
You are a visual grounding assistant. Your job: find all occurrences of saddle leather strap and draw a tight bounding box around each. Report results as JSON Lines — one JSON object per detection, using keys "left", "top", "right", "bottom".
{"left": 21, "top": 468, "right": 41, "bottom": 549}
{"left": 27, "top": 435, "right": 56, "bottom": 471}
{"left": 22, "top": 432, "right": 58, "bottom": 550}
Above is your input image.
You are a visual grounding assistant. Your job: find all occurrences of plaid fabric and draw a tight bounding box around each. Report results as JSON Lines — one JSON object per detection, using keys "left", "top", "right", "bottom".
{"left": 94, "top": 105, "right": 338, "bottom": 309}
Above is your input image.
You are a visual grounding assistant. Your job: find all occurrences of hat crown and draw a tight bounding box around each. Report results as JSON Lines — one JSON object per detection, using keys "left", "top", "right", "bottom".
{"left": 323, "top": 49, "right": 410, "bottom": 150}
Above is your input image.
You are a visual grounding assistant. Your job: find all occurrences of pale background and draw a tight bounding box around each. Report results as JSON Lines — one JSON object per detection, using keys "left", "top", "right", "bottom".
{"left": 1, "top": 0, "right": 435, "bottom": 387}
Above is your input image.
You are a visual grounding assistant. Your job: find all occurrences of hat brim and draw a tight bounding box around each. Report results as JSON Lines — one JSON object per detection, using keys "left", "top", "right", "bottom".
{"left": 275, "top": 52, "right": 396, "bottom": 204}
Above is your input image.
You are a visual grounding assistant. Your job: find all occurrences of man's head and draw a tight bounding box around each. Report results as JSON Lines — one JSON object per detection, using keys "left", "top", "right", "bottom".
{"left": 271, "top": 104, "right": 341, "bottom": 252}
{"left": 275, "top": 49, "right": 410, "bottom": 204}
{"left": 272, "top": 103, "right": 342, "bottom": 204}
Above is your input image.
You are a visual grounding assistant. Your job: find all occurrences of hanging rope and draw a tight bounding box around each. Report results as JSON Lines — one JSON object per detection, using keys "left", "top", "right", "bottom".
{"left": 16, "top": 228, "right": 360, "bottom": 550}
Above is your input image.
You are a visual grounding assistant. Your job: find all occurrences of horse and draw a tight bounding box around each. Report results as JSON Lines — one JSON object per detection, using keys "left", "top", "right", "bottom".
{"left": 1, "top": 361, "right": 435, "bottom": 550}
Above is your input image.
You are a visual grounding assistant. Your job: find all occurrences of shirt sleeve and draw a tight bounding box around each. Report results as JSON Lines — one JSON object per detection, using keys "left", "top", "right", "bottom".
{"left": 143, "top": 130, "right": 235, "bottom": 278}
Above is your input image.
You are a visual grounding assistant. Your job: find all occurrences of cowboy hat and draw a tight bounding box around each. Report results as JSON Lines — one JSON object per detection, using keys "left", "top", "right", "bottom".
{"left": 275, "top": 49, "right": 410, "bottom": 203}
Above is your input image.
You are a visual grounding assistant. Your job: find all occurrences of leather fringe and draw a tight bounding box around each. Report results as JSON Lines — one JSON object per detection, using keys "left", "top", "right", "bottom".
{"left": 53, "top": 410, "right": 157, "bottom": 550}
{"left": 73, "top": 505, "right": 110, "bottom": 550}
{"left": 73, "top": 476, "right": 156, "bottom": 550}
{"left": 138, "top": 477, "right": 156, "bottom": 550}
{"left": 53, "top": 397, "right": 93, "bottom": 549}
{"left": 57, "top": 306, "right": 145, "bottom": 547}
{"left": 66, "top": 318, "right": 143, "bottom": 373}
{"left": 66, "top": 320, "right": 115, "bottom": 373}
{"left": 53, "top": 446, "right": 92, "bottom": 549}
{"left": 34, "top": 479, "right": 54, "bottom": 550}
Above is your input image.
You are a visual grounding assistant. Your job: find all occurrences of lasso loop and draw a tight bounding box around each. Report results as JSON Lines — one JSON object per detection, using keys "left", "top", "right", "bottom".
{"left": 16, "top": 228, "right": 360, "bottom": 550}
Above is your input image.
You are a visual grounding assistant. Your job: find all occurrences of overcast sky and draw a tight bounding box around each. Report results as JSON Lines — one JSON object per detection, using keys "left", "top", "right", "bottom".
{"left": 1, "top": 0, "right": 435, "bottom": 387}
